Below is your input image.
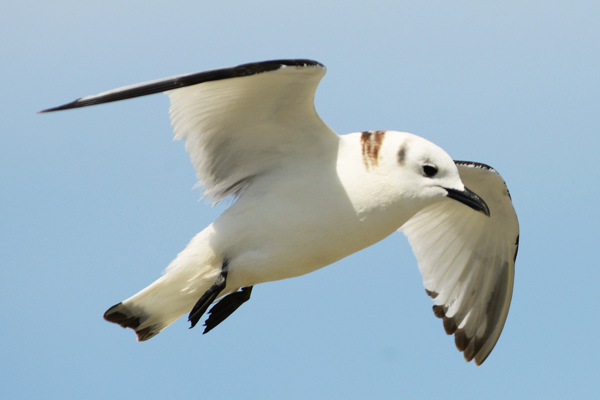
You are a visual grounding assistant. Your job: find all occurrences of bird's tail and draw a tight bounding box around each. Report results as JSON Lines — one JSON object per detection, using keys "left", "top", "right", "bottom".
{"left": 104, "top": 230, "right": 223, "bottom": 341}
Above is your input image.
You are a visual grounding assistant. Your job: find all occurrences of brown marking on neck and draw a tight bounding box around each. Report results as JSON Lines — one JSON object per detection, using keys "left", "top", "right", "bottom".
{"left": 360, "top": 130, "right": 386, "bottom": 170}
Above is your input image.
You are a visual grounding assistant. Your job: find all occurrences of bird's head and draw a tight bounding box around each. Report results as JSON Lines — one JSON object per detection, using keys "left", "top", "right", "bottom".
{"left": 374, "top": 131, "right": 490, "bottom": 217}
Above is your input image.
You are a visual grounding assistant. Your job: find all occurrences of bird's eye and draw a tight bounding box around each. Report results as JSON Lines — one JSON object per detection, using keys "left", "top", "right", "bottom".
{"left": 422, "top": 164, "right": 438, "bottom": 177}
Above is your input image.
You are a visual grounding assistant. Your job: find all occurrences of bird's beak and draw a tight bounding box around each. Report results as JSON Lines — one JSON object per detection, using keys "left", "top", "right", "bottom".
{"left": 445, "top": 187, "right": 490, "bottom": 217}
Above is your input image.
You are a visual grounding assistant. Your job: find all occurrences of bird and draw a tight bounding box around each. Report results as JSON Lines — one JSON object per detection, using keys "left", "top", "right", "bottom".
{"left": 41, "top": 59, "right": 519, "bottom": 365}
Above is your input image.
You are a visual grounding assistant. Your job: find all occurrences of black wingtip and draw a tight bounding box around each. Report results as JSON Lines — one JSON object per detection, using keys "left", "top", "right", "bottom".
{"left": 430, "top": 304, "right": 488, "bottom": 365}
{"left": 38, "top": 59, "right": 325, "bottom": 114}
{"left": 39, "top": 101, "right": 84, "bottom": 113}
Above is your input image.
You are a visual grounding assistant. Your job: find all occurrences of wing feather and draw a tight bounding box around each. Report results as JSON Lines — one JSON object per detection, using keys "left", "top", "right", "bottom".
{"left": 40, "top": 60, "right": 338, "bottom": 203}
{"left": 167, "top": 61, "right": 338, "bottom": 203}
{"left": 401, "top": 161, "right": 519, "bottom": 365}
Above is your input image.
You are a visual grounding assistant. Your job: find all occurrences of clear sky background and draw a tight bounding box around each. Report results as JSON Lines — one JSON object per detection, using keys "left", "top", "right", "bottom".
{"left": 2, "top": 1, "right": 599, "bottom": 399}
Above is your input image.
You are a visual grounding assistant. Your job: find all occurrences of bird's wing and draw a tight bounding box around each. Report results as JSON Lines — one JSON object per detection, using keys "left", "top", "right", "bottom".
{"left": 41, "top": 60, "right": 338, "bottom": 203}
{"left": 400, "top": 161, "right": 519, "bottom": 365}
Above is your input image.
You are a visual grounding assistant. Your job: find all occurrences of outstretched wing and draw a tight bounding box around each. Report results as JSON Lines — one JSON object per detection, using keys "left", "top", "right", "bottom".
{"left": 41, "top": 59, "right": 338, "bottom": 203}
{"left": 400, "top": 161, "right": 519, "bottom": 365}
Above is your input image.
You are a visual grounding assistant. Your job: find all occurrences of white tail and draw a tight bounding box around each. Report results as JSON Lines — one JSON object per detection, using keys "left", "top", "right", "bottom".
{"left": 104, "top": 228, "right": 223, "bottom": 341}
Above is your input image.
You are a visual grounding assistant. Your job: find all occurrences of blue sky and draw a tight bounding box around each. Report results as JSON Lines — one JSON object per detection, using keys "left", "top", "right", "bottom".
{"left": 2, "top": 1, "right": 599, "bottom": 399}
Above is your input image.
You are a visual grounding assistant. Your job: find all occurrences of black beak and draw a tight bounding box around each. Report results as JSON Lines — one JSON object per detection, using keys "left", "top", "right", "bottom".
{"left": 445, "top": 187, "right": 490, "bottom": 217}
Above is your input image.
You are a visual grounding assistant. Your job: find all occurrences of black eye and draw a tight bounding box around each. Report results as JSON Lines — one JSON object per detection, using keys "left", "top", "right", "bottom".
{"left": 422, "top": 164, "right": 438, "bottom": 177}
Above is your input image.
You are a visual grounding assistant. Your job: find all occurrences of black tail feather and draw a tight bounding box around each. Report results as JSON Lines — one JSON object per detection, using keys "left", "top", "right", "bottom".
{"left": 104, "top": 302, "right": 160, "bottom": 341}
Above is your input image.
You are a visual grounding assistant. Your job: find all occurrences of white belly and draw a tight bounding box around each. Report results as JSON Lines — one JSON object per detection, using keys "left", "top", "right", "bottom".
{"left": 210, "top": 180, "right": 410, "bottom": 289}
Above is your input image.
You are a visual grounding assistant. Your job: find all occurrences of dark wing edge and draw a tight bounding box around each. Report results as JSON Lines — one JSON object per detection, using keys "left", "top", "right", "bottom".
{"left": 39, "top": 59, "right": 324, "bottom": 113}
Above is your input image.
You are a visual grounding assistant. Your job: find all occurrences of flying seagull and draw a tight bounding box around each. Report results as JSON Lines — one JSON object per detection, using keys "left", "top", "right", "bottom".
{"left": 41, "top": 59, "right": 519, "bottom": 365}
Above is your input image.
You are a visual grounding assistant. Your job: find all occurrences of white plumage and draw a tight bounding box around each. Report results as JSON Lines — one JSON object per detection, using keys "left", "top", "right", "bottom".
{"left": 41, "top": 60, "right": 519, "bottom": 365}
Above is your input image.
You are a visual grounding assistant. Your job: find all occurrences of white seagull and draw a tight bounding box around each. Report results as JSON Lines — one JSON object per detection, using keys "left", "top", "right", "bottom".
{"left": 41, "top": 59, "right": 519, "bottom": 365}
